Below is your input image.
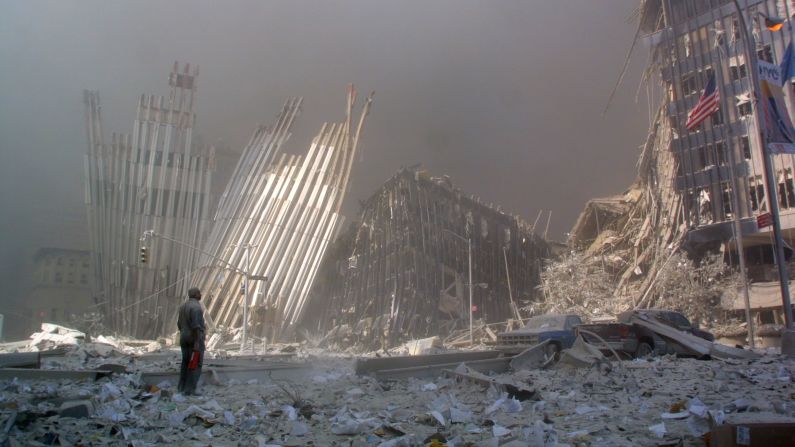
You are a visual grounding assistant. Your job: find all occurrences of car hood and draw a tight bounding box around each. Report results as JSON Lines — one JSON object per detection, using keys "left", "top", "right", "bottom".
{"left": 500, "top": 328, "right": 551, "bottom": 336}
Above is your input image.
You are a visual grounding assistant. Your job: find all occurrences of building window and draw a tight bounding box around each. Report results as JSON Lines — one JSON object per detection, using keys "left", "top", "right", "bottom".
{"left": 749, "top": 176, "right": 766, "bottom": 212}
{"left": 721, "top": 182, "right": 734, "bottom": 218}
{"left": 55, "top": 272, "right": 63, "bottom": 283}
{"left": 716, "top": 141, "right": 727, "bottom": 165}
{"left": 56, "top": 257, "right": 63, "bottom": 266}
{"left": 758, "top": 45, "right": 773, "bottom": 63}
{"left": 740, "top": 136, "right": 751, "bottom": 159}
{"left": 682, "top": 73, "right": 699, "bottom": 95}
{"left": 67, "top": 273, "right": 74, "bottom": 284}
{"left": 730, "top": 63, "right": 747, "bottom": 81}
{"left": 80, "top": 273, "right": 87, "bottom": 285}
{"left": 779, "top": 169, "right": 795, "bottom": 209}
{"left": 68, "top": 258, "right": 75, "bottom": 267}
{"left": 738, "top": 101, "right": 752, "bottom": 117}
{"left": 698, "top": 146, "right": 711, "bottom": 169}
{"left": 711, "top": 109, "right": 723, "bottom": 126}
{"left": 683, "top": 33, "right": 693, "bottom": 57}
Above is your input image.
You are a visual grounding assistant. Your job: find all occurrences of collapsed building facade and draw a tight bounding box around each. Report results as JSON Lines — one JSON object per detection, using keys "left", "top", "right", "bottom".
{"left": 85, "top": 61, "right": 374, "bottom": 340}
{"left": 83, "top": 63, "right": 215, "bottom": 338}
{"left": 563, "top": 0, "right": 795, "bottom": 325}
{"left": 191, "top": 88, "right": 373, "bottom": 343}
{"left": 305, "top": 168, "right": 552, "bottom": 349}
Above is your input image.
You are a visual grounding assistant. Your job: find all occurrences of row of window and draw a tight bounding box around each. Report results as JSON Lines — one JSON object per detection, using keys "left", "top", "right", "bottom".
{"left": 670, "top": 1, "right": 795, "bottom": 31}
{"left": 676, "top": 136, "right": 751, "bottom": 175}
{"left": 678, "top": 43, "right": 771, "bottom": 95}
{"left": 683, "top": 170, "right": 795, "bottom": 226}
{"left": 47, "top": 271, "right": 88, "bottom": 285}
{"left": 44, "top": 257, "right": 89, "bottom": 268}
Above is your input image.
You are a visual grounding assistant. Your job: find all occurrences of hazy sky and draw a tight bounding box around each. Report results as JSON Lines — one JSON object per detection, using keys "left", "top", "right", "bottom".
{"left": 0, "top": 1, "right": 649, "bottom": 303}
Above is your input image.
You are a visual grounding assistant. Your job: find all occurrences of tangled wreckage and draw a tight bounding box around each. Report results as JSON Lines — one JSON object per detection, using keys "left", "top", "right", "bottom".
{"left": 304, "top": 168, "right": 552, "bottom": 349}
{"left": 84, "top": 62, "right": 375, "bottom": 341}
{"left": 83, "top": 63, "right": 552, "bottom": 347}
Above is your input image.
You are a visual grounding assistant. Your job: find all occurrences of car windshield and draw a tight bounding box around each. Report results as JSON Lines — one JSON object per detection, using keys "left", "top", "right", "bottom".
{"left": 661, "top": 312, "right": 691, "bottom": 329}
{"left": 523, "top": 316, "right": 566, "bottom": 330}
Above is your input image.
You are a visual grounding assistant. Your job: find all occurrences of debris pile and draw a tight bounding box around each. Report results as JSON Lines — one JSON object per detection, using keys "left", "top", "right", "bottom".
{"left": 1, "top": 327, "right": 793, "bottom": 446}
{"left": 0, "top": 323, "right": 165, "bottom": 365}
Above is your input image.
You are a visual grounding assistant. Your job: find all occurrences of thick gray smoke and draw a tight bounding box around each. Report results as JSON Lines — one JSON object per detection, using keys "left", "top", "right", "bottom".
{"left": 0, "top": 0, "right": 648, "bottom": 331}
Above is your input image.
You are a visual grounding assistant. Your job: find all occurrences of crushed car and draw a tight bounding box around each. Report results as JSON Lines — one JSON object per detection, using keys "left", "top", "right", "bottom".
{"left": 576, "top": 309, "right": 714, "bottom": 358}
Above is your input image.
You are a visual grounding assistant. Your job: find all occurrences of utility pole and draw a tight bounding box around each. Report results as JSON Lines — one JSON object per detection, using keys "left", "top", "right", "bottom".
{"left": 711, "top": 39, "right": 756, "bottom": 347}
{"left": 732, "top": 0, "right": 794, "bottom": 329}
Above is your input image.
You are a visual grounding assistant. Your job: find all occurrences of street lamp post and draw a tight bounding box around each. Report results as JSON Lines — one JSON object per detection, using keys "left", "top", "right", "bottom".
{"left": 142, "top": 231, "right": 266, "bottom": 352}
{"left": 231, "top": 243, "right": 259, "bottom": 352}
{"left": 242, "top": 244, "right": 250, "bottom": 351}
{"left": 444, "top": 229, "right": 473, "bottom": 346}
{"left": 732, "top": 1, "right": 794, "bottom": 329}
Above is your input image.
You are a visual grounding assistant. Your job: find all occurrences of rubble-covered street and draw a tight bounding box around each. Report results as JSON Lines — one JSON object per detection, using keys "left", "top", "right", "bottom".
{"left": 1, "top": 324, "right": 794, "bottom": 446}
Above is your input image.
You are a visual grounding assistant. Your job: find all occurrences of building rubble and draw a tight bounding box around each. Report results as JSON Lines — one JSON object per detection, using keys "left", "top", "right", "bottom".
{"left": 0, "top": 323, "right": 793, "bottom": 446}
{"left": 303, "top": 168, "right": 552, "bottom": 351}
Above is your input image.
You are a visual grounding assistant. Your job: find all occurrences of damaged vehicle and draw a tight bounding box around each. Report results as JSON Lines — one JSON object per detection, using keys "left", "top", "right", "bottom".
{"left": 496, "top": 314, "right": 582, "bottom": 356}
{"left": 577, "top": 309, "right": 714, "bottom": 358}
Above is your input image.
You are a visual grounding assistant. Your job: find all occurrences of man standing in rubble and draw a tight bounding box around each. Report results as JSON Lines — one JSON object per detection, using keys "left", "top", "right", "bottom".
{"left": 177, "top": 287, "right": 206, "bottom": 395}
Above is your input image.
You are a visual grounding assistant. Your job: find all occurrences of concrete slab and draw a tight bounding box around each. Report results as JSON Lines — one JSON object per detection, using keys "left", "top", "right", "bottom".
{"left": 372, "top": 357, "right": 512, "bottom": 381}
{"left": 0, "top": 368, "right": 112, "bottom": 382}
{"left": 140, "top": 363, "right": 314, "bottom": 387}
{"left": 355, "top": 350, "right": 503, "bottom": 375}
{"left": 0, "top": 352, "right": 41, "bottom": 369}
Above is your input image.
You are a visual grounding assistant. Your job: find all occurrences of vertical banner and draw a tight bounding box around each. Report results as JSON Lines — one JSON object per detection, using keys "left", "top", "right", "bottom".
{"left": 759, "top": 61, "right": 795, "bottom": 154}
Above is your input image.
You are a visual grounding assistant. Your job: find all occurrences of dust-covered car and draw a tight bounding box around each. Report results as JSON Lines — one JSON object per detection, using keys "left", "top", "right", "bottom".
{"left": 496, "top": 314, "right": 582, "bottom": 356}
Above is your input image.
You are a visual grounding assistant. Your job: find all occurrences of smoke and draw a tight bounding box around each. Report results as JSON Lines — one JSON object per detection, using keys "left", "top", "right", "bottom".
{"left": 0, "top": 0, "right": 648, "bottom": 323}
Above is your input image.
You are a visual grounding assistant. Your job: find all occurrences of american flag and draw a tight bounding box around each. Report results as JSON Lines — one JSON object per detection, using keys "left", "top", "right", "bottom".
{"left": 685, "top": 72, "right": 720, "bottom": 131}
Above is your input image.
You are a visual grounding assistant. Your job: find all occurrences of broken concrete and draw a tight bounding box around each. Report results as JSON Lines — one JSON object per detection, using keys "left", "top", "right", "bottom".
{"left": 58, "top": 400, "right": 95, "bottom": 419}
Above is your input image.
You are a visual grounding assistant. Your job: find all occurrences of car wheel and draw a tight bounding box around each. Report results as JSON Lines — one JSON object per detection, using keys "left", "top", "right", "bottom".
{"left": 635, "top": 342, "right": 653, "bottom": 358}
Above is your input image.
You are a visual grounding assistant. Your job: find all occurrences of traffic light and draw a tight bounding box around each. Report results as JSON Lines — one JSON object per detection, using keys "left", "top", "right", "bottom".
{"left": 140, "top": 246, "right": 148, "bottom": 264}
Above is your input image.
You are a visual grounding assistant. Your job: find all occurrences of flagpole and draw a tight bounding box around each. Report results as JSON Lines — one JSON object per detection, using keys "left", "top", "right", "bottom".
{"left": 712, "top": 46, "right": 756, "bottom": 347}
{"left": 733, "top": 0, "right": 794, "bottom": 330}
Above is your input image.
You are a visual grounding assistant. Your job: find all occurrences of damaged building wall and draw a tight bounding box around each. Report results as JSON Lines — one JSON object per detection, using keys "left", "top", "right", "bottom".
{"left": 191, "top": 88, "right": 373, "bottom": 343}
{"left": 305, "top": 168, "right": 552, "bottom": 349}
{"left": 84, "top": 63, "right": 215, "bottom": 339}
{"left": 561, "top": 0, "right": 795, "bottom": 323}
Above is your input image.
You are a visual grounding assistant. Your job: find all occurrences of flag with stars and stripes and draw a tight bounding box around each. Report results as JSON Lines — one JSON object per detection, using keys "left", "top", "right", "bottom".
{"left": 685, "top": 72, "right": 720, "bottom": 131}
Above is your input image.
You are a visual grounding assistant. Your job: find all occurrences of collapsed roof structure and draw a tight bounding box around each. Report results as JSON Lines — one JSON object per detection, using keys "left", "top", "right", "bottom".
{"left": 84, "top": 63, "right": 215, "bottom": 338}
{"left": 304, "top": 168, "right": 552, "bottom": 349}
